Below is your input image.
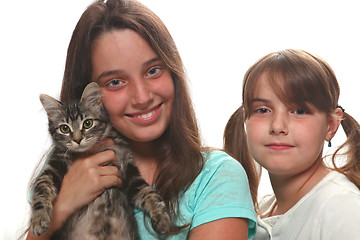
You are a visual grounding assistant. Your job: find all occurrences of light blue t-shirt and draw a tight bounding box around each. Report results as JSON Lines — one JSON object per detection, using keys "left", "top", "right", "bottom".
{"left": 135, "top": 150, "right": 257, "bottom": 239}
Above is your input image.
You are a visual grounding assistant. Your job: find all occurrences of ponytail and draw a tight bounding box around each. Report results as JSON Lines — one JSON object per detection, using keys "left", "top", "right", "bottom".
{"left": 223, "top": 106, "right": 260, "bottom": 212}
{"left": 332, "top": 111, "right": 360, "bottom": 189}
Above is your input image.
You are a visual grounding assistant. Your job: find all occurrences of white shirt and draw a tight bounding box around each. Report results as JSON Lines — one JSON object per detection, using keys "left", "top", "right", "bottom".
{"left": 253, "top": 171, "right": 360, "bottom": 240}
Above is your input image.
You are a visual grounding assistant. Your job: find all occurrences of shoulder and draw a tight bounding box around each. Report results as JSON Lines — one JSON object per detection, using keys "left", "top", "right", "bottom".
{"left": 313, "top": 171, "right": 360, "bottom": 203}
{"left": 201, "top": 150, "right": 247, "bottom": 176}
{"left": 326, "top": 171, "right": 360, "bottom": 193}
{"left": 319, "top": 171, "right": 360, "bottom": 215}
{"left": 288, "top": 171, "right": 360, "bottom": 214}
{"left": 314, "top": 172, "right": 360, "bottom": 238}
{"left": 188, "top": 150, "right": 250, "bottom": 198}
{"left": 195, "top": 150, "right": 250, "bottom": 192}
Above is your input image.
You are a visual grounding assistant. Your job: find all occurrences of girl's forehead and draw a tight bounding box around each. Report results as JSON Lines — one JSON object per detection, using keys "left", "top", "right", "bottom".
{"left": 250, "top": 75, "right": 270, "bottom": 96}
{"left": 247, "top": 72, "right": 302, "bottom": 108}
{"left": 250, "top": 75, "right": 284, "bottom": 102}
{"left": 250, "top": 72, "right": 285, "bottom": 96}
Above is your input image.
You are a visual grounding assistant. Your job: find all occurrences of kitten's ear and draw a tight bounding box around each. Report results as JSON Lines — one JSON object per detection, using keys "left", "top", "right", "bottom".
{"left": 39, "top": 94, "right": 62, "bottom": 118}
{"left": 80, "top": 82, "right": 103, "bottom": 111}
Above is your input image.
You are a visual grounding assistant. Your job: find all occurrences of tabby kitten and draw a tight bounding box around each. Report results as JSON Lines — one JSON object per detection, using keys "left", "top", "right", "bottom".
{"left": 30, "top": 82, "right": 174, "bottom": 240}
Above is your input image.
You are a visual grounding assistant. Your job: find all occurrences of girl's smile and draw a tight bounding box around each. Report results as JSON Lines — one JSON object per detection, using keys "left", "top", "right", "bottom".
{"left": 125, "top": 103, "right": 163, "bottom": 125}
{"left": 91, "top": 29, "right": 175, "bottom": 143}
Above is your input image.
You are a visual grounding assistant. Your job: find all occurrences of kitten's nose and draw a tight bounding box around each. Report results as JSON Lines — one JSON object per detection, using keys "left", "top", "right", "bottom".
{"left": 73, "top": 138, "right": 82, "bottom": 144}
{"left": 72, "top": 131, "right": 83, "bottom": 145}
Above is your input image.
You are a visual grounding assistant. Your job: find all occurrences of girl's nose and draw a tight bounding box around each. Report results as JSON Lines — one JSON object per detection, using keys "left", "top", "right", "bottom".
{"left": 269, "top": 111, "right": 289, "bottom": 135}
{"left": 130, "top": 78, "right": 153, "bottom": 108}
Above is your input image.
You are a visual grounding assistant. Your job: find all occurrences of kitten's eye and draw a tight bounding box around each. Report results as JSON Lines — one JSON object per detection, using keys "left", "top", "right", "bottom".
{"left": 83, "top": 119, "right": 93, "bottom": 129}
{"left": 59, "top": 124, "right": 70, "bottom": 134}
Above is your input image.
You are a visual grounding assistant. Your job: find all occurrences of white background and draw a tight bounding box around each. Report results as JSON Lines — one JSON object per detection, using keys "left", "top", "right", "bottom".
{"left": 1, "top": 0, "right": 359, "bottom": 239}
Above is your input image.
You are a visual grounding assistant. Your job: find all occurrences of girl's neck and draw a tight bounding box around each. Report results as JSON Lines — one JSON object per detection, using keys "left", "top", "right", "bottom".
{"left": 129, "top": 140, "right": 161, "bottom": 186}
{"left": 267, "top": 159, "right": 330, "bottom": 217}
{"left": 130, "top": 141, "right": 159, "bottom": 159}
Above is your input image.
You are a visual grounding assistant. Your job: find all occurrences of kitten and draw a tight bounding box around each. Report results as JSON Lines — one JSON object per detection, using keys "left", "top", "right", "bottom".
{"left": 30, "top": 82, "right": 174, "bottom": 240}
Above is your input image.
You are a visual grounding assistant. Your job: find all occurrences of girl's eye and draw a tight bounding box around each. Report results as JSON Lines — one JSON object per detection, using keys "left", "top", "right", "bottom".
{"left": 256, "top": 108, "right": 270, "bottom": 114}
{"left": 83, "top": 119, "right": 93, "bottom": 129}
{"left": 146, "top": 67, "right": 161, "bottom": 77}
{"left": 59, "top": 124, "right": 71, "bottom": 134}
{"left": 107, "top": 79, "right": 124, "bottom": 87}
{"left": 293, "top": 109, "right": 306, "bottom": 115}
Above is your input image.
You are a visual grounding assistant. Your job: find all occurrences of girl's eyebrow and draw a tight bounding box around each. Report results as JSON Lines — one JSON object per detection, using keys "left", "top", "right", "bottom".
{"left": 143, "top": 57, "right": 162, "bottom": 68}
{"left": 95, "top": 57, "right": 162, "bottom": 83}
{"left": 95, "top": 69, "right": 124, "bottom": 83}
{"left": 250, "top": 98, "right": 271, "bottom": 104}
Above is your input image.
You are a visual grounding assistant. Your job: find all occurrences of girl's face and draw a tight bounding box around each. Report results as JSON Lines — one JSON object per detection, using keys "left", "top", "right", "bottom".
{"left": 91, "top": 29, "right": 174, "bottom": 143}
{"left": 245, "top": 74, "right": 333, "bottom": 177}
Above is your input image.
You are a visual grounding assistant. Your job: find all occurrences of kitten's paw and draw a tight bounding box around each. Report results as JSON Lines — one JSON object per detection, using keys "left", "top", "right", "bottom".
{"left": 151, "top": 212, "right": 172, "bottom": 235}
{"left": 30, "top": 211, "right": 51, "bottom": 236}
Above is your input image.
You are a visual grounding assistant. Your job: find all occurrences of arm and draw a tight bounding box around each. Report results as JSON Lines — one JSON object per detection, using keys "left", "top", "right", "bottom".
{"left": 26, "top": 198, "right": 73, "bottom": 240}
{"left": 184, "top": 151, "right": 256, "bottom": 240}
{"left": 189, "top": 218, "right": 249, "bottom": 240}
{"left": 26, "top": 150, "right": 121, "bottom": 240}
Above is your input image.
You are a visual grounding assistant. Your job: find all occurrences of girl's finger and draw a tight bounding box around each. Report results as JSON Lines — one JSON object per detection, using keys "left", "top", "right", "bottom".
{"left": 101, "top": 175, "right": 123, "bottom": 189}
{"left": 81, "top": 150, "right": 116, "bottom": 166}
{"left": 97, "top": 165, "right": 120, "bottom": 177}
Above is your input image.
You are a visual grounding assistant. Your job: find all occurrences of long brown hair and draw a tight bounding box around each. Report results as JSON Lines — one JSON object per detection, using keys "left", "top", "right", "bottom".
{"left": 60, "top": 0, "right": 203, "bottom": 215}
{"left": 224, "top": 49, "right": 360, "bottom": 211}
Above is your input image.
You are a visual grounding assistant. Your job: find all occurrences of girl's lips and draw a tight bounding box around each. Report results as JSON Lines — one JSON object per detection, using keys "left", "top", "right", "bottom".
{"left": 125, "top": 103, "right": 162, "bottom": 124}
{"left": 265, "top": 143, "right": 294, "bottom": 151}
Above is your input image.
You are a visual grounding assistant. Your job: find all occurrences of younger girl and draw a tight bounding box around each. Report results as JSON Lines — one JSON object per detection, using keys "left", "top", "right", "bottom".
{"left": 25, "top": 0, "right": 256, "bottom": 239}
{"left": 224, "top": 49, "right": 360, "bottom": 240}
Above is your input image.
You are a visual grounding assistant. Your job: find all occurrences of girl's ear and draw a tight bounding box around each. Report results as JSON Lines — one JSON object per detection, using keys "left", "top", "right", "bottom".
{"left": 325, "top": 108, "right": 343, "bottom": 141}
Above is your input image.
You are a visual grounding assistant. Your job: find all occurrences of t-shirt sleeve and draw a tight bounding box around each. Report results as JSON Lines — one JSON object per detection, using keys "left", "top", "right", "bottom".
{"left": 190, "top": 151, "right": 257, "bottom": 238}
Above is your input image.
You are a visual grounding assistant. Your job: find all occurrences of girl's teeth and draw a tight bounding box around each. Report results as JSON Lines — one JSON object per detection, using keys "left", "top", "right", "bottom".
{"left": 136, "top": 110, "right": 155, "bottom": 119}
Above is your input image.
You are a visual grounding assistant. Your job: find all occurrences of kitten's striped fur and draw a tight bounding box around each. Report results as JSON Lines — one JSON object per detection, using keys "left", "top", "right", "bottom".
{"left": 30, "top": 82, "right": 174, "bottom": 240}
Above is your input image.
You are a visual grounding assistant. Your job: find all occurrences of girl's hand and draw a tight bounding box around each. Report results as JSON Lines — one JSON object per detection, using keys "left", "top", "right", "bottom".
{"left": 55, "top": 149, "right": 122, "bottom": 220}
{"left": 26, "top": 139, "right": 122, "bottom": 240}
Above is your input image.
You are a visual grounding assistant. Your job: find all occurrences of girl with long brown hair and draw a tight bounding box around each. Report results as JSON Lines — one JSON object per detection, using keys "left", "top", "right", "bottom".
{"left": 25, "top": 0, "right": 256, "bottom": 239}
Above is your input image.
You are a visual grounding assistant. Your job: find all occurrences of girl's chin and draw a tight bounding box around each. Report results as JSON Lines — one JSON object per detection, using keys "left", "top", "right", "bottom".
{"left": 121, "top": 127, "right": 167, "bottom": 143}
